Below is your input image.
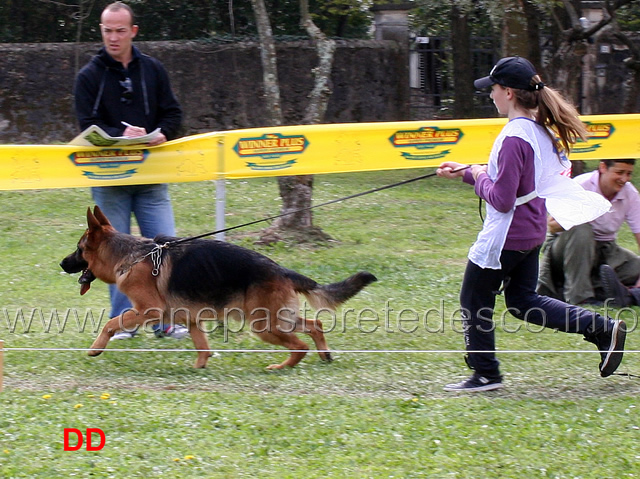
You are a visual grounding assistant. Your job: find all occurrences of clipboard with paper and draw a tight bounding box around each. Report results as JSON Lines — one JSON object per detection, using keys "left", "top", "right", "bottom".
{"left": 70, "top": 124, "right": 161, "bottom": 147}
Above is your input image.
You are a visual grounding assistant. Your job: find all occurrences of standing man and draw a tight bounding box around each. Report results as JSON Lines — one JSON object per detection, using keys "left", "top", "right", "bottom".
{"left": 74, "top": 1, "right": 187, "bottom": 339}
{"left": 538, "top": 159, "right": 640, "bottom": 306}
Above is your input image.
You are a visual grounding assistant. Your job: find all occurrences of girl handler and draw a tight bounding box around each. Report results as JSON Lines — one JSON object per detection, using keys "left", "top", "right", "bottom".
{"left": 437, "top": 57, "right": 625, "bottom": 392}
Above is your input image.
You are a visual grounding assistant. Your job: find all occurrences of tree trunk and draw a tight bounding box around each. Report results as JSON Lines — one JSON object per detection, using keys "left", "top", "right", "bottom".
{"left": 74, "top": 0, "right": 97, "bottom": 74}
{"left": 548, "top": 41, "right": 584, "bottom": 104}
{"left": 501, "top": 0, "right": 530, "bottom": 57}
{"left": 270, "top": 0, "right": 336, "bottom": 235}
{"left": 272, "top": 175, "right": 315, "bottom": 230}
{"left": 249, "top": 0, "right": 283, "bottom": 126}
{"left": 612, "top": 29, "right": 640, "bottom": 113}
{"left": 251, "top": 0, "right": 335, "bottom": 243}
{"left": 299, "top": 0, "right": 336, "bottom": 125}
{"left": 449, "top": 1, "right": 474, "bottom": 118}
{"left": 523, "top": 0, "right": 542, "bottom": 71}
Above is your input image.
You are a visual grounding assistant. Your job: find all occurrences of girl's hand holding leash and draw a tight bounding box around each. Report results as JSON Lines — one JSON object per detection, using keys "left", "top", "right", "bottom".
{"left": 470, "top": 164, "right": 488, "bottom": 180}
{"left": 436, "top": 162, "right": 474, "bottom": 179}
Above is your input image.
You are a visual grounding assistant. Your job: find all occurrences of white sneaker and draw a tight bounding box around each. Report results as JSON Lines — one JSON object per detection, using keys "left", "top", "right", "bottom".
{"left": 110, "top": 330, "right": 137, "bottom": 341}
{"left": 154, "top": 324, "right": 190, "bottom": 339}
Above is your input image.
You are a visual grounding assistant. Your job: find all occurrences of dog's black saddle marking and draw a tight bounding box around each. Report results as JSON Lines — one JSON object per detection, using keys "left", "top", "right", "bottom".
{"left": 156, "top": 235, "right": 289, "bottom": 309}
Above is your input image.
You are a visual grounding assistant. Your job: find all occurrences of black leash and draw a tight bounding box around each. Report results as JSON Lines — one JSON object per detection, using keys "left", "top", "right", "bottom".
{"left": 141, "top": 165, "right": 471, "bottom": 275}
{"left": 168, "top": 165, "right": 471, "bottom": 246}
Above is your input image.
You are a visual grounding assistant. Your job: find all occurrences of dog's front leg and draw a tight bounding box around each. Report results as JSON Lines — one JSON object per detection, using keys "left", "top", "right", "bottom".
{"left": 88, "top": 309, "right": 144, "bottom": 356}
{"left": 189, "top": 322, "right": 211, "bottom": 368}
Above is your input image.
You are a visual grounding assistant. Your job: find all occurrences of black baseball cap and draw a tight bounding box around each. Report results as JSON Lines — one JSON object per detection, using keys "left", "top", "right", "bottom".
{"left": 474, "top": 57, "right": 538, "bottom": 91}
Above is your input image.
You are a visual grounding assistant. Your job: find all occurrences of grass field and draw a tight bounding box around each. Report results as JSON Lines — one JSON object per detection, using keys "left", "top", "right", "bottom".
{"left": 1, "top": 165, "right": 639, "bottom": 478}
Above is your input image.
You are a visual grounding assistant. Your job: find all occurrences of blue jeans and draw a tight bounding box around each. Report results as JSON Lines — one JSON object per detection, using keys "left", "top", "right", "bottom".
{"left": 459, "top": 247, "right": 612, "bottom": 377}
{"left": 91, "top": 184, "right": 175, "bottom": 318}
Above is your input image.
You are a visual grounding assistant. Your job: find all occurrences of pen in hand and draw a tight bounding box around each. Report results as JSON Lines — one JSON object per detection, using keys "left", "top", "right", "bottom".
{"left": 121, "top": 121, "right": 147, "bottom": 138}
{"left": 121, "top": 121, "right": 164, "bottom": 145}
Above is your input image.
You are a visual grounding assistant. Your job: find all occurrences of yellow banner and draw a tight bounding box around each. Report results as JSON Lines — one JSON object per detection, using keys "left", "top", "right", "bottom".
{"left": 1, "top": 114, "right": 638, "bottom": 190}
{"left": 0, "top": 132, "right": 221, "bottom": 191}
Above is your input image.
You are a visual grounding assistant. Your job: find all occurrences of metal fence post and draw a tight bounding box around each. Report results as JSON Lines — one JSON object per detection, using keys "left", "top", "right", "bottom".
{"left": 216, "top": 137, "right": 226, "bottom": 242}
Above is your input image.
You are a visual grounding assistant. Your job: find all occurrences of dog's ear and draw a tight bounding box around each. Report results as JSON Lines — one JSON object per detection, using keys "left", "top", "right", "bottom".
{"left": 87, "top": 206, "right": 101, "bottom": 230}
{"left": 92, "top": 205, "right": 112, "bottom": 227}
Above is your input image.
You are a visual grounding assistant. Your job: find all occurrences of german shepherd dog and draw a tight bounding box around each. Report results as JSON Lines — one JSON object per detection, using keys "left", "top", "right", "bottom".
{"left": 60, "top": 206, "right": 377, "bottom": 369}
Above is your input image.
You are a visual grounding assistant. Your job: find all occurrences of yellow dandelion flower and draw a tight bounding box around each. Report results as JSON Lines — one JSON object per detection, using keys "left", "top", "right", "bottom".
{"left": 100, "top": 393, "right": 111, "bottom": 400}
{"left": 184, "top": 455, "right": 195, "bottom": 460}
{"left": 87, "top": 394, "right": 95, "bottom": 398}
{"left": 74, "top": 403, "right": 83, "bottom": 409}
{"left": 42, "top": 394, "right": 52, "bottom": 399}
{"left": 173, "top": 458, "right": 181, "bottom": 462}
{"left": 3, "top": 449, "right": 9, "bottom": 454}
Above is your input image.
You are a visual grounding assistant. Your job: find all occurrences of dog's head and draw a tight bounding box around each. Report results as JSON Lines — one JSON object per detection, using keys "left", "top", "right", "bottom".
{"left": 60, "top": 206, "right": 114, "bottom": 295}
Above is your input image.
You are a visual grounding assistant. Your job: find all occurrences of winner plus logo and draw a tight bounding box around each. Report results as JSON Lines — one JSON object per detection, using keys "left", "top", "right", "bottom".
{"left": 233, "top": 133, "right": 308, "bottom": 171}
{"left": 389, "top": 126, "right": 463, "bottom": 162}
{"left": 574, "top": 121, "right": 615, "bottom": 154}
{"left": 68, "top": 148, "right": 149, "bottom": 180}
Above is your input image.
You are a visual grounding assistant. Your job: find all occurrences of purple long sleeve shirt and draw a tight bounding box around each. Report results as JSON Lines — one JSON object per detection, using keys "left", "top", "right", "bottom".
{"left": 463, "top": 136, "right": 547, "bottom": 251}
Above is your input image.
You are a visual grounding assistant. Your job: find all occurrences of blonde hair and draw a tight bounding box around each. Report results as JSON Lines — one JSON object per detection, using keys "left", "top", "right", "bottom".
{"left": 513, "top": 75, "right": 587, "bottom": 155}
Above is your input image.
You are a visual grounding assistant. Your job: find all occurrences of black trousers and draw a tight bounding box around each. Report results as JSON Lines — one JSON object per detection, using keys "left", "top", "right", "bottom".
{"left": 459, "top": 246, "right": 612, "bottom": 377}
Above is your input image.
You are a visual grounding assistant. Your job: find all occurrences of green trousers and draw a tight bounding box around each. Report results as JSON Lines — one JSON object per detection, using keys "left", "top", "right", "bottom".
{"left": 537, "top": 223, "right": 640, "bottom": 304}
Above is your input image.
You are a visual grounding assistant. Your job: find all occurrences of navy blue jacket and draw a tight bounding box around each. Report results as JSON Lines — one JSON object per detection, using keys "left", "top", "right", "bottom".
{"left": 73, "top": 46, "right": 182, "bottom": 140}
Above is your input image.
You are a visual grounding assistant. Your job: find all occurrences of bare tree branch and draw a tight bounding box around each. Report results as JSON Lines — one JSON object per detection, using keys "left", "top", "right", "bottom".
{"left": 38, "top": 0, "right": 77, "bottom": 7}
{"left": 559, "top": 0, "right": 611, "bottom": 42}
{"left": 299, "top": 0, "right": 336, "bottom": 125}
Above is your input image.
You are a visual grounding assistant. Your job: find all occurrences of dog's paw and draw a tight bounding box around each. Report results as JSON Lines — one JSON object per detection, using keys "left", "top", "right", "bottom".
{"left": 87, "top": 348, "right": 104, "bottom": 357}
{"left": 322, "top": 351, "right": 333, "bottom": 362}
{"left": 266, "top": 363, "right": 286, "bottom": 370}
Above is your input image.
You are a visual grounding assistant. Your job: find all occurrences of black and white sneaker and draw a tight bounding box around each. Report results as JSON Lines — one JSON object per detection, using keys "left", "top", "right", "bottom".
{"left": 443, "top": 373, "right": 503, "bottom": 392}
{"left": 598, "top": 320, "right": 627, "bottom": 377}
{"left": 585, "top": 319, "right": 627, "bottom": 377}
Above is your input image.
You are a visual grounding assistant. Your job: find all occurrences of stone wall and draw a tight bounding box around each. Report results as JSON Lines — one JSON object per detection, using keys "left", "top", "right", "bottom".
{"left": 0, "top": 40, "right": 409, "bottom": 144}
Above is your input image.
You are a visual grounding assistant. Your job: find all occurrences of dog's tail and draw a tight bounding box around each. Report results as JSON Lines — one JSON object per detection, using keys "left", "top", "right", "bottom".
{"left": 286, "top": 270, "right": 377, "bottom": 310}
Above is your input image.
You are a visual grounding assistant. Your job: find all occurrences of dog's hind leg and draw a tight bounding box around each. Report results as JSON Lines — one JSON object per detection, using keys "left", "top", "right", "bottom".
{"left": 294, "top": 316, "right": 332, "bottom": 363}
{"left": 252, "top": 328, "right": 310, "bottom": 370}
{"left": 245, "top": 285, "right": 312, "bottom": 369}
{"left": 258, "top": 333, "right": 309, "bottom": 369}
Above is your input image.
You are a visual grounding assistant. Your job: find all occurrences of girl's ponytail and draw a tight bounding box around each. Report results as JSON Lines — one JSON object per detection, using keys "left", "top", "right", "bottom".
{"left": 513, "top": 75, "right": 587, "bottom": 155}
{"left": 536, "top": 81, "right": 587, "bottom": 154}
